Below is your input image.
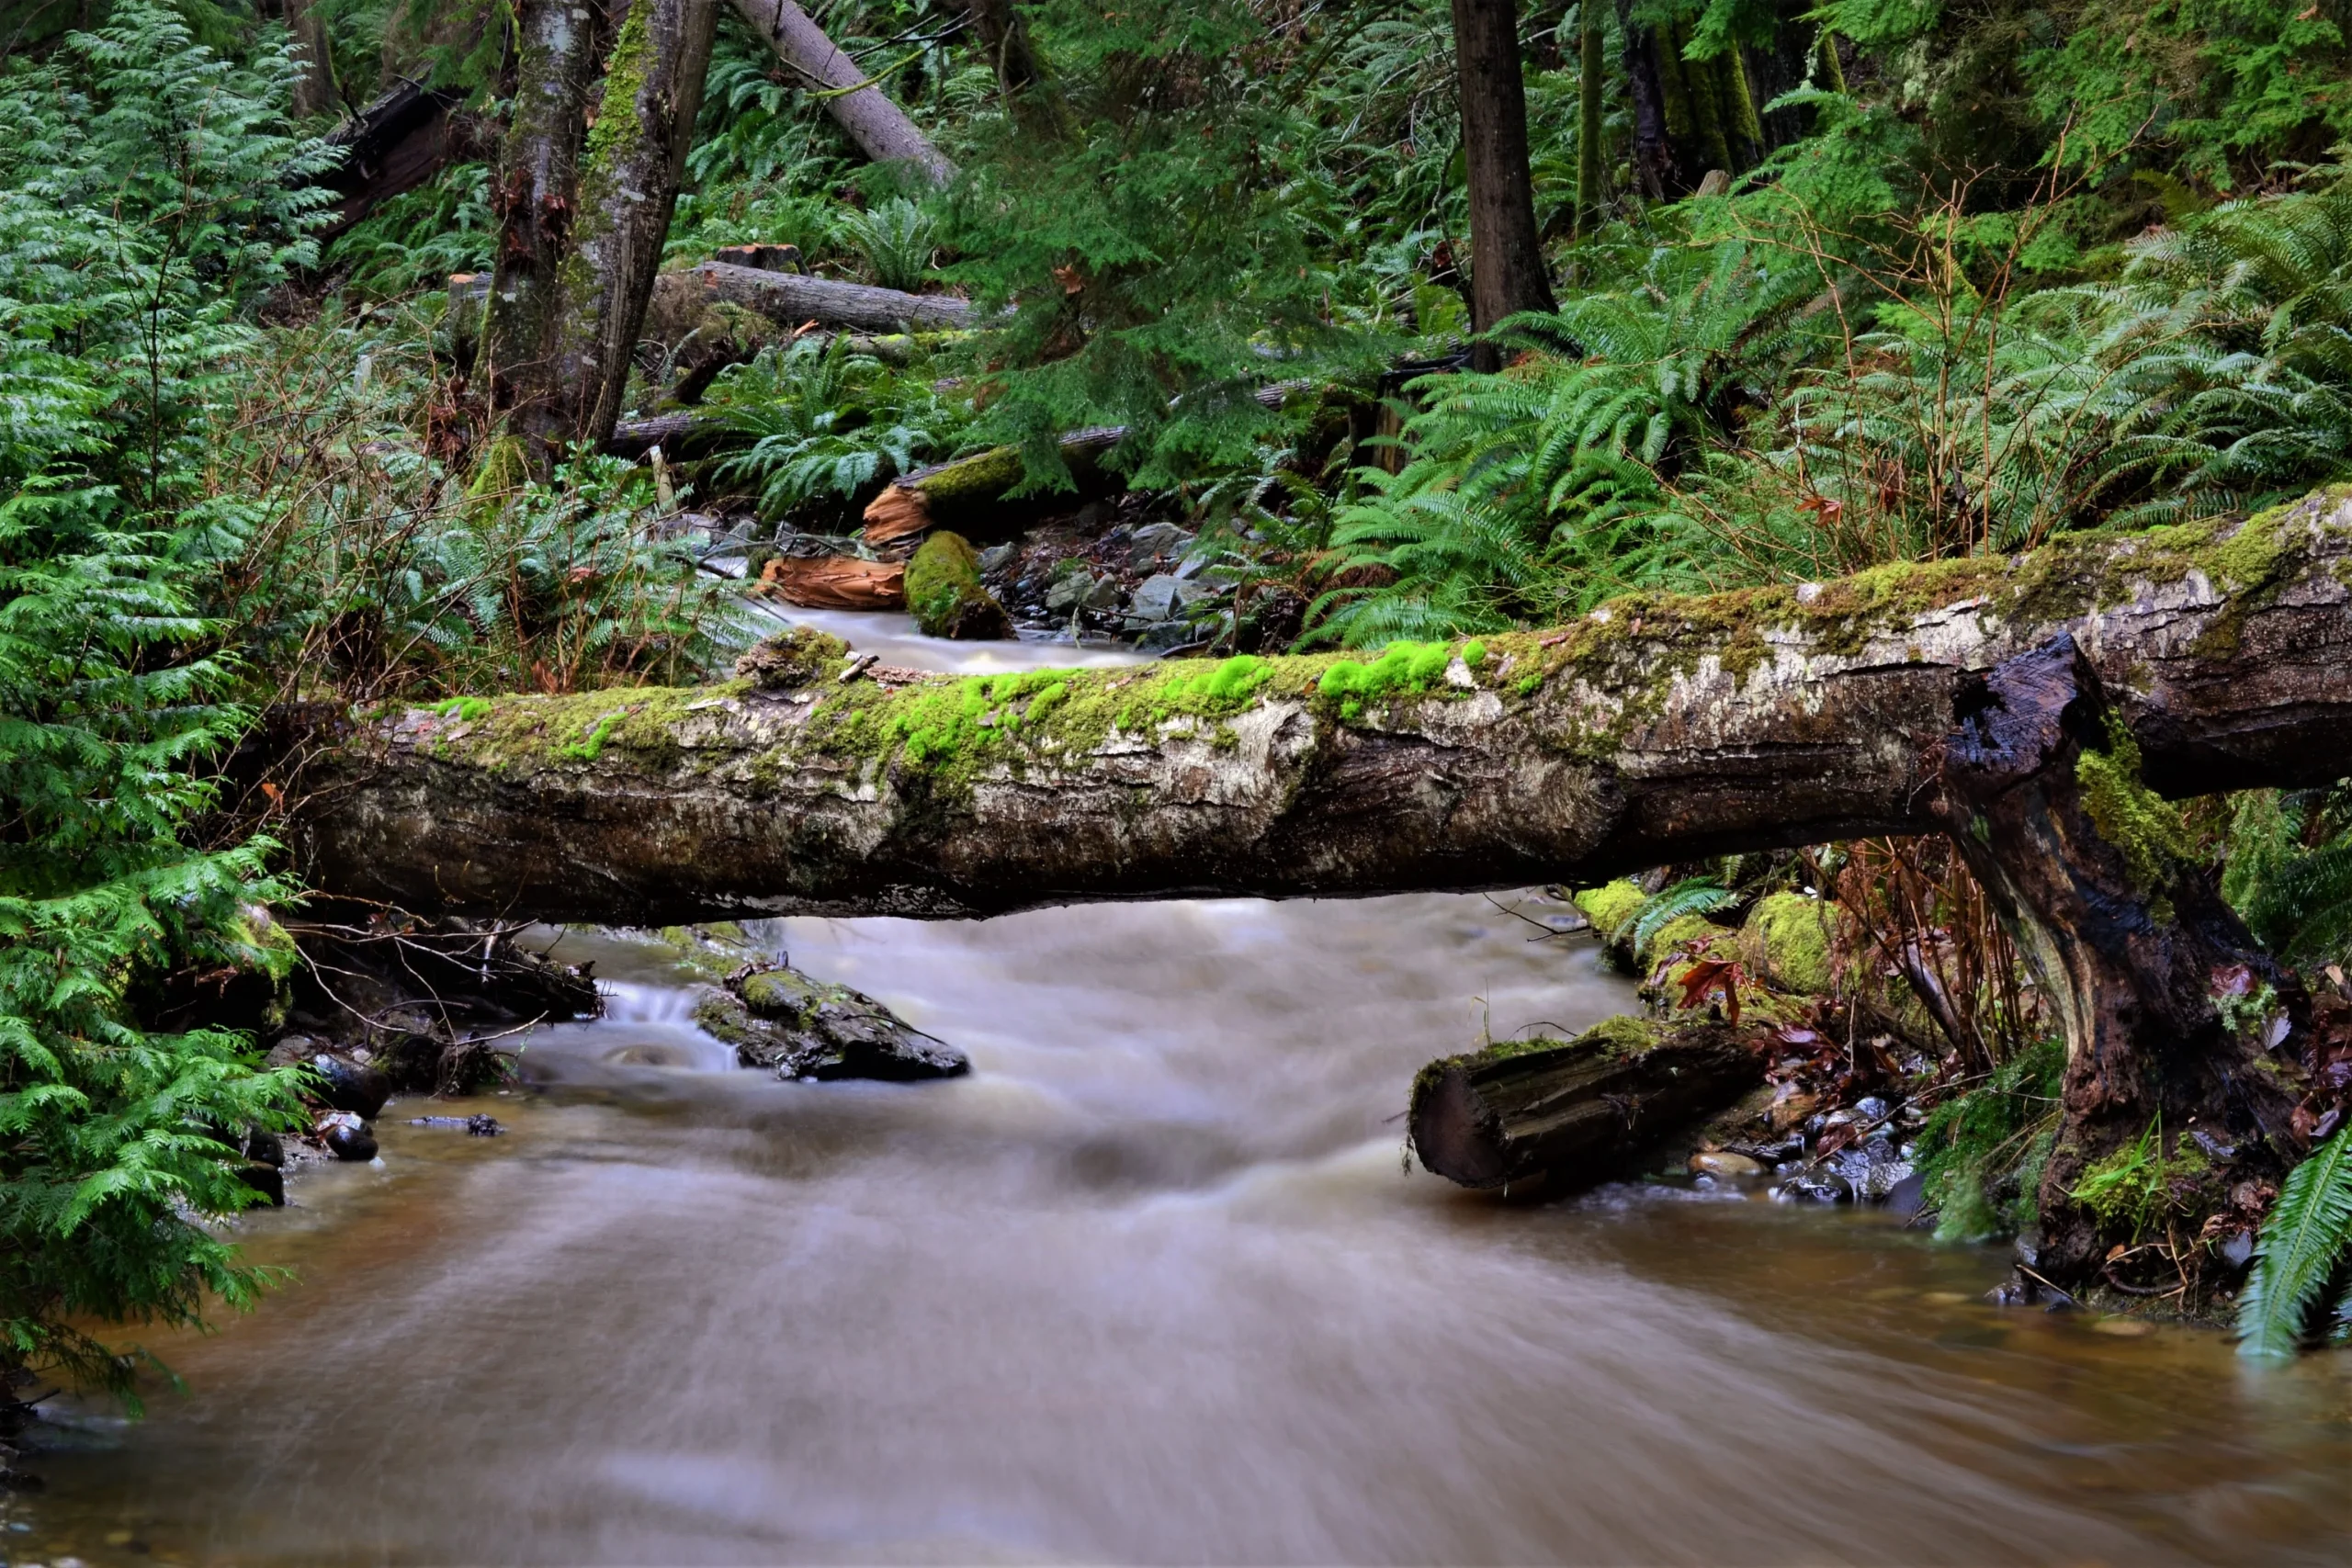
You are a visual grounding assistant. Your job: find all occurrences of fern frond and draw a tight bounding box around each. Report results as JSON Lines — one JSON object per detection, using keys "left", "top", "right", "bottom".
{"left": 2238, "top": 1126, "right": 2352, "bottom": 1359}
{"left": 1618, "top": 877, "right": 1736, "bottom": 953}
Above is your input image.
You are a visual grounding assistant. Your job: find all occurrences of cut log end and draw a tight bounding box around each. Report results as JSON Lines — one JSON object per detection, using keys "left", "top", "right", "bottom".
{"left": 862, "top": 483, "right": 933, "bottom": 547}
{"left": 752, "top": 556, "right": 907, "bottom": 610}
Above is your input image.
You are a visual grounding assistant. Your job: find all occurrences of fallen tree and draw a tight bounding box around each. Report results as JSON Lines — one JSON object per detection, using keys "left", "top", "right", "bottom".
{"left": 660, "top": 259, "right": 976, "bottom": 333}
{"left": 292, "top": 489, "right": 2352, "bottom": 1281}
{"left": 729, "top": 0, "right": 956, "bottom": 187}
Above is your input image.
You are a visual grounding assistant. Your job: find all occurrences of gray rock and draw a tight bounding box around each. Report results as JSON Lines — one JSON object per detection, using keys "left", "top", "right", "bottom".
{"left": 694, "top": 966, "right": 967, "bottom": 1082}
{"left": 1126, "top": 572, "right": 1214, "bottom": 625}
{"left": 978, "top": 543, "right": 1017, "bottom": 574}
{"left": 1772, "top": 1167, "right": 1853, "bottom": 1203}
{"left": 1045, "top": 569, "right": 1094, "bottom": 613}
{"left": 1854, "top": 1095, "right": 1892, "bottom": 1122}
{"left": 1883, "top": 1170, "right": 1928, "bottom": 1220}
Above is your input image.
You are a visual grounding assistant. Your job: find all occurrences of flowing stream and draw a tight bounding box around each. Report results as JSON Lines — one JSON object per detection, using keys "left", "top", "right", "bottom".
{"left": 11, "top": 623, "right": 2349, "bottom": 1566}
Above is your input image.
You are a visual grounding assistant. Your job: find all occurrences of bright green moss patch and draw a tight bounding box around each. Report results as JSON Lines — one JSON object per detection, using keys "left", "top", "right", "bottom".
{"left": 2075, "top": 716, "right": 2195, "bottom": 894}
{"left": 1740, "top": 891, "right": 1835, "bottom": 994}
{"left": 556, "top": 711, "right": 622, "bottom": 761}
{"left": 905, "top": 531, "right": 1011, "bottom": 639}
{"left": 1319, "top": 639, "right": 1456, "bottom": 704}
{"left": 1573, "top": 879, "right": 1645, "bottom": 936}
{"left": 431, "top": 696, "right": 492, "bottom": 723}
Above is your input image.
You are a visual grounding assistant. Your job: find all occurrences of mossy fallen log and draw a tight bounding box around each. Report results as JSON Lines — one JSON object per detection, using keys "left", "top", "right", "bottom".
{"left": 904, "top": 532, "right": 1012, "bottom": 639}
{"left": 660, "top": 260, "right": 976, "bottom": 334}
{"left": 1408, "top": 1017, "right": 1768, "bottom": 1190}
{"left": 862, "top": 428, "right": 1125, "bottom": 547}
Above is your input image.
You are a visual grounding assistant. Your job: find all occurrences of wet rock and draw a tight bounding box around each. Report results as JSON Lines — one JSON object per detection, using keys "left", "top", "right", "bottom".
{"left": 1125, "top": 572, "right": 1212, "bottom": 626}
{"left": 1853, "top": 1095, "right": 1892, "bottom": 1123}
{"left": 317, "top": 1111, "right": 378, "bottom": 1162}
{"left": 243, "top": 1127, "right": 285, "bottom": 1167}
{"left": 2214, "top": 1227, "right": 2256, "bottom": 1271}
{"left": 263, "top": 1033, "right": 320, "bottom": 1068}
{"left": 236, "top": 1162, "right": 286, "bottom": 1206}
{"left": 308, "top": 1053, "right": 390, "bottom": 1120}
{"left": 1689, "top": 1150, "right": 1765, "bottom": 1179}
{"left": 693, "top": 964, "right": 968, "bottom": 1082}
{"left": 409, "top": 1113, "right": 505, "bottom": 1136}
{"left": 1773, "top": 1167, "right": 1853, "bottom": 1203}
{"left": 1883, "top": 1170, "right": 1929, "bottom": 1221}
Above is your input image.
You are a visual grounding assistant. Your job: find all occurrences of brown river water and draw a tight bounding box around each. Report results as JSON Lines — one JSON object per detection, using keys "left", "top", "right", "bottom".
{"left": 10, "top": 626, "right": 2350, "bottom": 1566}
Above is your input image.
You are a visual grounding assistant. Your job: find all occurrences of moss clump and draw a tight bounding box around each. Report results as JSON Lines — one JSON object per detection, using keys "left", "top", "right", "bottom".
{"left": 1573, "top": 880, "right": 1646, "bottom": 967}
{"left": 905, "top": 531, "right": 1011, "bottom": 640}
{"left": 555, "top": 710, "right": 623, "bottom": 761}
{"left": 431, "top": 696, "right": 492, "bottom": 724}
{"left": 1317, "top": 639, "right": 1463, "bottom": 718}
{"left": 2075, "top": 716, "right": 2196, "bottom": 895}
{"left": 1740, "top": 891, "right": 1835, "bottom": 995}
{"left": 581, "top": 5, "right": 653, "bottom": 169}
{"left": 1160, "top": 654, "right": 1274, "bottom": 707}
{"left": 1407, "top": 1014, "right": 1665, "bottom": 1114}
{"left": 1641, "top": 912, "right": 1720, "bottom": 971}
{"left": 734, "top": 626, "right": 849, "bottom": 690}
{"left": 1573, "top": 1013, "right": 1663, "bottom": 1059}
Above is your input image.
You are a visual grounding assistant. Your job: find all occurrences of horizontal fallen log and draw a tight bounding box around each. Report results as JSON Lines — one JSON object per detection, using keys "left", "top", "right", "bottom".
{"left": 862, "top": 385, "right": 1307, "bottom": 546}
{"left": 750, "top": 555, "right": 906, "bottom": 609}
{"left": 289, "top": 489, "right": 2352, "bottom": 925}
{"left": 1409, "top": 1018, "right": 1765, "bottom": 1190}
{"left": 656, "top": 261, "right": 975, "bottom": 334}
{"left": 320, "top": 80, "right": 470, "bottom": 236}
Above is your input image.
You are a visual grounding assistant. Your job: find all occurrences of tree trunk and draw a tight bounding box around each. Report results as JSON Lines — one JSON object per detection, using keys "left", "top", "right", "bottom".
{"left": 551, "top": 0, "right": 721, "bottom": 448}
{"left": 283, "top": 0, "right": 341, "bottom": 118}
{"left": 657, "top": 259, "right": 978, "bottom": 333}
{"left": 1615, "top": 0, "right": 1672, "bottom": 199}
{"left": 963, "top": 0, "right": 1062, "bottom": 133}
{"left": 1450, "top": 0, "right": 1557, "bottom": 367}
{"left": 1574, "top": 1, "right": 1606, "bottom": 235}
{"left": 1410, "top": 1020, "right": 1767, "bottom": 1190}
{"left": 1930, "top": 634, "right": 2308, "bottom": 1284}
{"left": 480, "top": 0, "right": 614, "bottom": 462}
{"left": 295, "top": 495, "right": 2352, "bottom": 927}
{"left": 729, "top": 0, "right": 956, "bottom": 187}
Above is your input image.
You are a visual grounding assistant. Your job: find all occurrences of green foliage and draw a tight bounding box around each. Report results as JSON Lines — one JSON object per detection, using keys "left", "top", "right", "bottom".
{"left": 1614, "top": 876, "right": 1737, "bottom": 957}
{"left": 838, "top": 197, "right": 939, "bottom": 292}
{"left": 325, "top": 161, "right": 495, "bottom": 299}
{"left": 1915, "top": 1037, "right": 2067, "bottom": 1241}
{"left": 708, "top": 336, "right": 967, "bottom": 526}
{"left": 2238, "top": 1125, "right": 2352, "bottom": 1358}
{"left": 2224, "top": 784, "right": 2352, "bottom": 967}
{"left": 0, "top": 1, "right": 321, "bottom": 1399}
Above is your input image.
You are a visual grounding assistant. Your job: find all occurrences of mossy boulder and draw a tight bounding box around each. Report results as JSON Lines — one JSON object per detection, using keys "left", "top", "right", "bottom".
{"left": 694, "top": 964, "right": 968, "bottom": 1081}
{"left": 905, "top": 531, "right": 1011, "bottom": 640}
{"left": 1739, "top": 891, "right": 1836, "bottom": 995}
{"left": 1572, "top": 879, "right": 1646, "bottom": 966}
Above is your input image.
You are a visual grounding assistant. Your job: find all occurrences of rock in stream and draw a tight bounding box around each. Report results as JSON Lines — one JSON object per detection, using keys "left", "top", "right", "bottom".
{"left": 694, "top": 964, "right": 968, "bottom": 1082}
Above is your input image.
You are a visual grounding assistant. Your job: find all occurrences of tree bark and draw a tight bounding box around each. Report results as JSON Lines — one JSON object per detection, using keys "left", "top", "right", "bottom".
{"left": 729, "top": 0, "right": 956, "bottom": 186}
{"left": 551, "top": 0, "right": 721, "bottom": 448}
{"left": 1410, "top": 1021, "right": 1766, "bottom": 1190}
{"left": 962, "top": 0, "right": 1064, "bottom": 135}
{"left": 480, "top": 0, "right": 613, "bottom": 461}
{"left": 657, "top": 259, "right": 978, "bottom": 333}
{"left": 1615, "top": 0, "right": 1672, "bottom": 199}
{"left": 283, "top": 0, "right": 341, "bottom": 118}
{"left": 1573, "top": 1, "right": 1606, "bottom": 235}
{"left": 1450, "top": 0, "right": 1557, "bottom": 367}
{"left": 1930, "top": 634, "right": 2308, "bottom": 1283}
{"left": 295, "top": 493, "right": 2352, "bottom": 929}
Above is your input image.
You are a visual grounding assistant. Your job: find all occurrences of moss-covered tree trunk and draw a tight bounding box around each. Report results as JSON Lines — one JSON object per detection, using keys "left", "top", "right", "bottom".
{"left": 1449, "top": 0, "right": 1558, "bottom": 367}
{"left": 550, "top": 0, "right": 720, "bottom": 448}
{"left": 1931, "top": 635, "right": 2308, "bottom": 1287}
{"left": 480, "top": 0, "right": 614, "bottom": 462}
{"left": 1615, "top": 0, "right": 1674, "bottom": 197}
{"left": 1574, "top": 0, "right": 1608, "bottom": 235}
{"left": 283, "top": 0, "right": 341, "bottom": 118}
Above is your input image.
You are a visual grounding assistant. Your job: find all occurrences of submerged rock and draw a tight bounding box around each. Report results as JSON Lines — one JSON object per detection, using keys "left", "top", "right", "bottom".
{"left": 1689, "top": 1150, "right": 1765, "bottom": 1179}
{"left": 1773, "top": 1167, "right": 1853, "bottom": 1203}
{"left": 317, "top": 1111, "right": 379, "bottom": 1162}
{"left": 693, "top": 964, "right": 968, "bottom": 1082}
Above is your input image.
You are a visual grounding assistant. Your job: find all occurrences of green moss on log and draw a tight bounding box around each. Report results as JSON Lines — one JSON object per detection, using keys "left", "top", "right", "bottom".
{"left": 1740, "top": 891, "right": 1835, "bottom": 995}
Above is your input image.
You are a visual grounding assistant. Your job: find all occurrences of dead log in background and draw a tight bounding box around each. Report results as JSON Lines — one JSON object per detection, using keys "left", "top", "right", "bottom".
{"left": 661, "top": 261, "right": 976, "bottom": 334}
{"left": 1409, "top": 1019, "right": 1765, "bottom": 1190}
{"left": 319, "top": 79, "right": 469, "bottom": 235}
{"left": 729, "top": 0, "right": 956, "bottom": 187}
{"left": 862, "top": 427, "right": 1125, "bottom": 546}
{"left": 751, "top": 555, "right": 907, "bottom": 609}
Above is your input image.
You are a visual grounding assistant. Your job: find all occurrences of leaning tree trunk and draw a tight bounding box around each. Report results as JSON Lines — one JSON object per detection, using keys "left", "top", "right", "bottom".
{"left": 479, "top": 0, "right": 613, "bottom": 462}
{"left": 1932, "top": 634, "right": 2308, "bottom": 1285}
{"left": 730, "top": 0, "right": 955, "bottom": 186}
{"left": 551, "top": 0, "right": 720, "bottom": 449}
{"left": 1449, "top": 0, "right": 1557, "bottom": 367}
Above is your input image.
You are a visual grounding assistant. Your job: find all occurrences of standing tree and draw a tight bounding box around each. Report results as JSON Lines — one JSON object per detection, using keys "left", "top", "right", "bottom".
{"left": 1449, "top": 0, "right": 1556, "bottom": 365}
{"left": 1574, "top": 1, "right": 1606, "bottom": 234}
{"left": 479, "top": 0, "right": 614, "bottom": 463}
{"left": 552, "top": 0, "right": 721, "bottom": 446}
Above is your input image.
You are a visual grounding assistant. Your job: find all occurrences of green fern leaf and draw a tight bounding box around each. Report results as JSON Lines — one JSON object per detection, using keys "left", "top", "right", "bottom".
{"left": 2238, "top": 1125, "right": 2352, "bottom": 1359}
